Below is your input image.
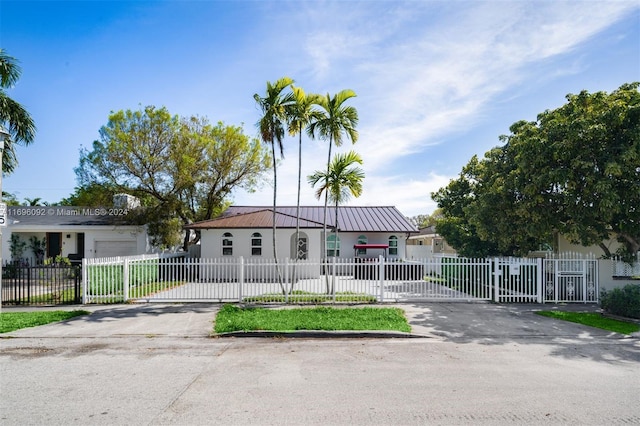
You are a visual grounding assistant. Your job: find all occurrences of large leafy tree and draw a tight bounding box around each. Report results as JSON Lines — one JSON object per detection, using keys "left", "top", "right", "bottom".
{"left": 433, "top": 83, "right": 640, "bottom": 258}
{"left": 0, "top": 49, "right": 36, "bottom": 174}
{"left": 254, "top": 77, "right": 294, "bottom": 260}
{"left": 76, "top": 106, "right": 271, "bottom": 249}
{"left": 411, "top": 208, "right": 444, "bottom": 229}
{"left": 59, "top": 183, "right": 119, "bottom": 207}
{"left": 307, "top": 90, "right": 359, "bottom": 259}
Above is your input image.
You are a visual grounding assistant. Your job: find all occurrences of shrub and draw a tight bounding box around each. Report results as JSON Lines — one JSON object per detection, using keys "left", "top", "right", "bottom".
{"left": 600, "top": 284, "right": 640, "bottom": 320}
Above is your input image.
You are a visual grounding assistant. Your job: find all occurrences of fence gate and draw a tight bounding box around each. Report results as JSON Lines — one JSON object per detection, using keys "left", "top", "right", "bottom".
{"left": 494, "top": 258, "right": 542, "bottom": 303}
{"left": 81, "top": 254, "right": 600, "bottom": 305}
{"left": 543, "top": 258, "right": 598, "bottom": 303}
{"left": 1, "top": 262, "right": 82, "bottom": 306}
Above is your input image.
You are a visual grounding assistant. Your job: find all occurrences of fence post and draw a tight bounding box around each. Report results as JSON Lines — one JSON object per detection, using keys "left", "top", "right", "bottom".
{"left": 378, "top": 255, "right": 385, "bottom": 302}
{"left": 331, "top": 257, "right": 336, "bottom": 302}
{"left": 536, "top": 257, "right": 542, "bottom": 303}
{"left": 493, "top": 258, "right": 500, "bottom": 303}
{"left": 285, "top": 258, "right": 289, "bottom": 303}
{"left": 123, "top": 258, "right": 129, "bottom": 302}
{"left": 592, "top": 254, "right": 596, "bottom": 303}
{"left": 238, "top": 256, "right": 244, "bottom": 303}
{"left": 581, "top": 259, "right": 587, "bottom": 304}
{"left": 82, "top": 258, "right": 88, "bottom": 304}
{"left": 554, "top": 257, "right": 558, "bottom": 304}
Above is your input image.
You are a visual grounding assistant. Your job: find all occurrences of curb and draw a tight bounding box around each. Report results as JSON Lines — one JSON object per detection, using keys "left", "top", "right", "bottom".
{"left": 214, "top": 330, "right": 432, "bottom": 339}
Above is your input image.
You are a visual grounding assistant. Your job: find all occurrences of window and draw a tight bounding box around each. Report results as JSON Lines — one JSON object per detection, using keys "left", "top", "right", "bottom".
{"left": 326, "top": 234, "right": 340, "bottom": 257}
{"left": 291, "top": 232, "right": 308, "bottom": 260}
{"left": 297, "top": 236, "right": 308, "bottom": 260}
{"left": 389, "top": 235, "right": 398, "bottom": 256}
{"left": 357, "top": 235, "right": 367, "bottom": 256}
{"left": 222, "top": 232, "right": 233, "bottom": 256}
{"left": 251, "top": 232, "right": 262, "bottom": 256}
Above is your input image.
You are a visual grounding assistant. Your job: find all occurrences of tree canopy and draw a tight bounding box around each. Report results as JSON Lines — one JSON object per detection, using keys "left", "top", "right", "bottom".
{"left": 76, "top": 106, "right": 271, "bottom": 249}
{"left": 433, "top": 82, "right": 640, "bottom": 258}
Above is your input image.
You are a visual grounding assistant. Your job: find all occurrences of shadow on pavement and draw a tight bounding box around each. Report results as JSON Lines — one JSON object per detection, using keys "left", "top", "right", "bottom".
{"left": 404, "top": 302, "right": 640, "bottom": 364}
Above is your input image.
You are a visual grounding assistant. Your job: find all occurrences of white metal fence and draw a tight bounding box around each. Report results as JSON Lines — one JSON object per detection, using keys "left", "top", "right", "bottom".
{"left": 612, "top": 253, "right": 640, "bottom": 277}
{"left": 82, "top": 255, "right": 599, "bottom": 304}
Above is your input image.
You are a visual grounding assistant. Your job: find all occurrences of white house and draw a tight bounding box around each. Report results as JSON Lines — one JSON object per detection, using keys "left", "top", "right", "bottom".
{"left": 2, "top": 205, "right": 150, "bottom": 265}
{"left": 406, "top": 225, "right": 457, "bottom": 259}
{"left": 186, "top": 206, "right": 418, "bottom": 260}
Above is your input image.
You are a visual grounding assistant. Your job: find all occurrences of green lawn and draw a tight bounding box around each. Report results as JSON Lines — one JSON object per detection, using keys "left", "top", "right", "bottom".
{"left": 1, "top": 310, "right": 90, "bottom": 333}
{"left": 535, "top": 311, "right": 640, "bottom": 335}
{"left": 214, "top": 304, "right": 411, "bottom": 334}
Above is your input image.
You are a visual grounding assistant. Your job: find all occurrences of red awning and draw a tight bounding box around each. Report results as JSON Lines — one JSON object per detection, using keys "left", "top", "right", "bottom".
{"left": 353, "top": 244, "right": 389, "bottom": 249}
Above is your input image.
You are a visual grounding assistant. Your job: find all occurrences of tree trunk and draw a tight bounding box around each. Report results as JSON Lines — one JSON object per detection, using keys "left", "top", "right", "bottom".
{"left": 322, "top": 136, "right": 333, "bottom": 293}
{"left": 270, "top": 138, "right": 284, "bottom": 294}
{"left": 619, "top": 233, "right": 640, "bottom": 256}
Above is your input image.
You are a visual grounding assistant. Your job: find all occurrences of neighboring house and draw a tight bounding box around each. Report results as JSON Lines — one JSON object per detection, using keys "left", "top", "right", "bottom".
{"left": 186, "top": 206, "right": 418, "bottom": 260}
{"left": 406, "top": 225, "right": 457, "bottom": 259}
{"left": 553, "top": 234, "right": 638, "bottom": 291}
{"left": 2, "top": 205, "right": 150, "bottom": 265}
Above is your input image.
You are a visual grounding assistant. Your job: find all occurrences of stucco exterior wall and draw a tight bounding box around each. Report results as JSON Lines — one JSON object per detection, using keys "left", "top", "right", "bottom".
{"left": 557, "top": 235, "right": 623, "bottom": 257}
{"left": 2, "top": 226, "right": 148, "bottom": 263}
{"left": 198, "top": 229, "right": 408, "bottom": 260}
{"left": 199, "top": 228, "right": 322, "bottom": 259}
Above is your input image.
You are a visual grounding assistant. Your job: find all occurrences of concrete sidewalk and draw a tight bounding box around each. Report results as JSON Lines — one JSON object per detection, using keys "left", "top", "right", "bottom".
{"left": 1, "top": 303, "right": 219, "bottom": 338}
{"left": 2, "top": 301, "right": 632, "bottom": 341}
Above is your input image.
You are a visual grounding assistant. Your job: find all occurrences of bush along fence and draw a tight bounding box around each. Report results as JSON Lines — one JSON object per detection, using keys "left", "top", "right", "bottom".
{"left": 82, "top": 254, "right": 599, "bottom": 304}
{"left": 2, "top": 260, "right": 82, "bottom": 306}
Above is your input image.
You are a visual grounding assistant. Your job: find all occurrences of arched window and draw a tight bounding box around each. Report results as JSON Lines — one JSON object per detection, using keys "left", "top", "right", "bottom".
{"left": 222, "top": 232, "right": 233, "bottom": 256}
{"left": 388, "top": 235, "right": 398, "bottom": 256}
{"left": 327, "top": 234, "right": 340, "bottom": 257}
{"left": 291, "top": 232, "right": 308, "bottom": 260}
{"left": 357, "top": 235, "right": 367, "bottom": 256}
{"left": 251, "top": 232, "right": 262, "bottom": 256}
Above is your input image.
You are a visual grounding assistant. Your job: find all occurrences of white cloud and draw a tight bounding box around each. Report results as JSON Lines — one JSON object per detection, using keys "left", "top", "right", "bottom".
{"left": 266, "top": 1, "right": 638, "bottom": 210}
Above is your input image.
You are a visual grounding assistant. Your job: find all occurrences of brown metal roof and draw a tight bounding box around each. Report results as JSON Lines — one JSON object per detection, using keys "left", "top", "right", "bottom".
{"left": 186, "top": 206, "right": 418, "bottom": 233}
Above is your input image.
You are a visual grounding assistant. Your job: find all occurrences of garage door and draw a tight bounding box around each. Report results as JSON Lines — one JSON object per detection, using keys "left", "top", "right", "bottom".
{"left": 94, "top": 240, "right": 138, "bottom": 258}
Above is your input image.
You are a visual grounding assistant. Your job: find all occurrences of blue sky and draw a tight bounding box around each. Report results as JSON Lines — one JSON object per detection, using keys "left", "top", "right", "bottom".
{"left": 1, "top": 1, "right": 638, "bottom": 217}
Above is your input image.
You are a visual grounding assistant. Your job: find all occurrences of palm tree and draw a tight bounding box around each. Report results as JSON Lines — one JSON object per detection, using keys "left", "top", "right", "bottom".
{"left": 307, "top": 90, "right": 358, "bottom": 260}
{"left": 254, "top": 77, "right": 294, "bottom": 290}
{"left": 24, "top": 197, "right": 42, "bottom": 206}
{"left": 0, "top": 49, "right": 36, "bottom": 174}
{"left": 308, "top": 150, "right": 365, "bottom": 292}
{"left": 286, "top": 86, "right": 322, "bottom": 261}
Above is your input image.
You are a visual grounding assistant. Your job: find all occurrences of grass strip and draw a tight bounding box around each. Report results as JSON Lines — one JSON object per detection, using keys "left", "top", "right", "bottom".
{"left": 1, "top": 310, "right": 90, "bottom": 333}
{"left": 536, "top": 311, "right": 640, "bottom": 335}
{"left": 214, "top": 304, "right": 411, "bottom": 334}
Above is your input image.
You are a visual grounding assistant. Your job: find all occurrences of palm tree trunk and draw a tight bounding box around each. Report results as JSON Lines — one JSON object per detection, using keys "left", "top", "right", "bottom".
{"left": 322, "top": 136, "right": 333, "bottom": 293}
{"left": 270, "top": 139, "right": 284, "bottom": 294}
{"left": 293, "top": 126, "right": 303, "bottom": 291}
{"left": 332, "top": 199, "right": 340, "bottom": 294}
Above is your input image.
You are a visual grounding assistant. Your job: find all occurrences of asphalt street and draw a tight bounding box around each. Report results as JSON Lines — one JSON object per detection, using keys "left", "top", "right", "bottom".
{"left": 1, "top": 302, "right": 639, "bottom": 425}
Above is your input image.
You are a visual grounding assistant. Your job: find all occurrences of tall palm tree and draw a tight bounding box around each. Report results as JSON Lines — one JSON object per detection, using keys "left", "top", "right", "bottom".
{"left": 308, "top": 150, "right": 364, "bottom": 292}
{"left": 286, "top": 86, "right": 322, "bottom": 261}
{"left": 0, "top": 49, "right": 36, "bottom": 174}
{"left": 254, "top": 77, "right": 294, "bottom": 290}
{"left": 307, "top": 90, "right": 358, "bottom": 260}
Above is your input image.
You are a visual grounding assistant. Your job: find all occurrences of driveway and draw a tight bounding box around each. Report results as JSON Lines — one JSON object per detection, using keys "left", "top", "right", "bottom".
{"left": 1, "top": 302, "right": 639, "bottom": 425}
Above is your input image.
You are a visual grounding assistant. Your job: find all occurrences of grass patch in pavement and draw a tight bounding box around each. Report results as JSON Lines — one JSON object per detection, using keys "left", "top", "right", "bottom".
{"left": 536, "top": 311, "right": 640, "bottom": 335}
{"left": 214, "top": 304, "right": 411, "bottom": 334}
{"left": 1, "top": 310, "right": 90, "bottom": 333}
